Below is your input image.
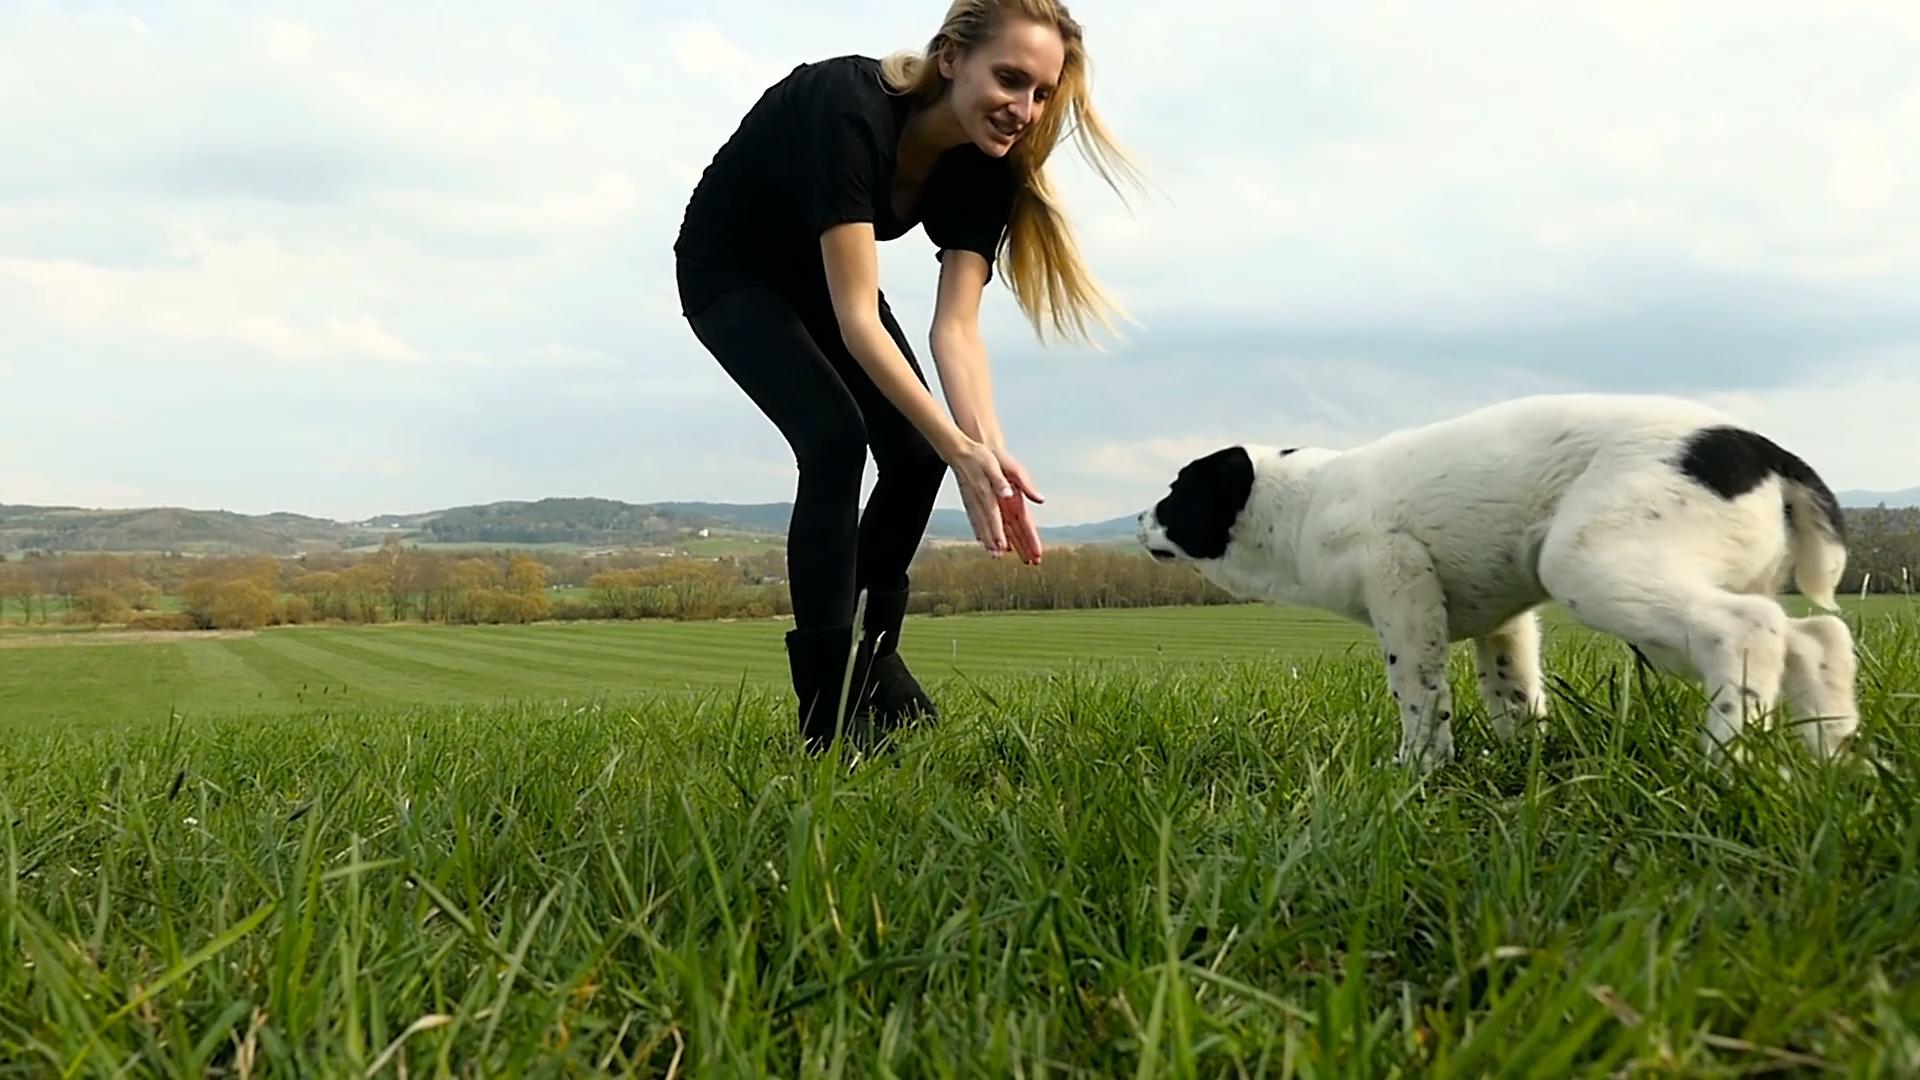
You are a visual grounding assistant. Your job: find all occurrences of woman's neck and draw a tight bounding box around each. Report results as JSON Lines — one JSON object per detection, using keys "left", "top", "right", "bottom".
{"left": 897, "top": 94, "right": 967, "bottom": 178}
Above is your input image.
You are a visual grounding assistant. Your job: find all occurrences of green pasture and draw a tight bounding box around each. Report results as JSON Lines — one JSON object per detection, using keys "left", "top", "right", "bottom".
{"left": 4, "top": 598, "right": 1913, "bottom": 736}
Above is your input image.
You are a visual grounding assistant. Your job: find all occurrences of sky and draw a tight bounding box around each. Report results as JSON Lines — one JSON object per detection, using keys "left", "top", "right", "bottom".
{"left": 3, "top": 0, "right": 1918, "bottom": 526}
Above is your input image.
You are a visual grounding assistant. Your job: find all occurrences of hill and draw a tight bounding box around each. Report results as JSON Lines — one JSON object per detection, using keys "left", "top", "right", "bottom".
{"left": 0, "top": 504, "right": 379, "bottom": 556}
{"left": 1836, "top": 486, "right": 1920, "bottom": 509}
{"left": 0, "top": 497, "right": 1144, "bottom": 556}
{"left": 5, "top": 480, "right": 1905, "bottom": 558}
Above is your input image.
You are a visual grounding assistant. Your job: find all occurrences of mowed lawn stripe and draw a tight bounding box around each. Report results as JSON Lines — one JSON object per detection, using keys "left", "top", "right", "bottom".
{"left": 214, "top": 635, "right": 383, "bottom": 717}
{"left": 285, "top": 630, "right": 587, "bottom": 698}
{"left": 298, "top": 626, "right": 747, "bottom": 701}
{"left": 346, "top": 628, "right": 666, "bottom": 691}
{"left": 438, "top": 627, "right": 798, "bottom": 691}
{"left": 249, "top": 630, "right": 472, "bottom": 704}
{"left": 177, "top": 638, "right": 284, "bottom": 705}
{"left": 540, "top": 605, "right": 1370, "bottom": 662}
{"left": 386, "top": 622, "right": 777, "bottom": 669}
{"left": 358, "top": 624, "right": 787, "bottom": 687}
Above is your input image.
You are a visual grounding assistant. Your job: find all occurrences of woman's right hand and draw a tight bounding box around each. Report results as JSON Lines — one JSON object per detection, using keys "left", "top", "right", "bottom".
{"left": 943, "top": 436, "right": 1015, "bottom": 557}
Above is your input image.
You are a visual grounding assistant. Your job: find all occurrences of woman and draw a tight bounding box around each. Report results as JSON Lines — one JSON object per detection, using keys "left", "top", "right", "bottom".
{"left": 674, "top": 0, "right": 1139, "bottom": 752}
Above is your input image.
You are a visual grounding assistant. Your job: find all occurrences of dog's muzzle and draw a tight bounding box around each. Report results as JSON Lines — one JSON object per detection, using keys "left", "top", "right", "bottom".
{"left": 1136, "top": 512, "right": 1179, "bottom": 561}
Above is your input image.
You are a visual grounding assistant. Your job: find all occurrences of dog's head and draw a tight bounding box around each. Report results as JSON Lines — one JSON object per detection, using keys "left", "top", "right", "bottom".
{"left": 1136, "top": 446, "right": 1259, "bottom": 566}
{"left": 1137, "top": 443, "right": 1326, "bottom": 595}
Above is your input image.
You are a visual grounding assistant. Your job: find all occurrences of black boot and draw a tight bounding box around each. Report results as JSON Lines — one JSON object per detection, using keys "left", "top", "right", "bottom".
{"left": 783, "top": 624, "right": 871, "bottom": 754}
{"left": 860, "top": 587, "right": 939, "bottom": 733}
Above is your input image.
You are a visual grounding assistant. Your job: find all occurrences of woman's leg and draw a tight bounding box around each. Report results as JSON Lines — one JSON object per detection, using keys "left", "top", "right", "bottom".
{"left": 793, "top": 294, "right": 947, "bottom": 728}
{"left": 686, "top": 286, "right": 869, "bottom": 632}
{"left": 685, "top": 286, "right": 874, "bottom": 749}
{"left": 849, "top": 297, "right": 949, "bottom": 598}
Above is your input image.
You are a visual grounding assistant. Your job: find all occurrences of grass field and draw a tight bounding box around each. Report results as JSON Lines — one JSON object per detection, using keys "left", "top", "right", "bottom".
{"left": 4, "top": 600, "right": 1919, "bottom": 1074}
{"left": 0, "top": 603, "right": 1387, "bottom": 735}
{"left": 6, "top": 598, "right": 1914, "bottom": 736}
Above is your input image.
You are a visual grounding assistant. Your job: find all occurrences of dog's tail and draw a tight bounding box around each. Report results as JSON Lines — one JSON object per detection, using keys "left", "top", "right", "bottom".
{"left": 1756, "top": 437, "right": 1849, "bottom": 611}
{"left": 1680, "top": 425, "right": 1848, "bottom": 610}
{"left": 1783, "top": 465, "right": 1848, "bottom": 611}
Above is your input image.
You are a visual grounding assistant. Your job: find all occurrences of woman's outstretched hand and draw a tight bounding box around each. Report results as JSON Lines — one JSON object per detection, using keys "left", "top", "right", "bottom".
{"left": 945, "top": 437, "right": 1014, "bottom": 557}
{"left": 943, "top": 437, "right": 1045, "bottom": 565}
{"left": 995, "top": 450, "right": 1044, "bottom": 565}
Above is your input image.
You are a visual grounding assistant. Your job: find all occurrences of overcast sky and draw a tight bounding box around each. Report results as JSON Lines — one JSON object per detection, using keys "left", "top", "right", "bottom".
{"left": 4, "top": 0, "right": 1917, "bottom": 525}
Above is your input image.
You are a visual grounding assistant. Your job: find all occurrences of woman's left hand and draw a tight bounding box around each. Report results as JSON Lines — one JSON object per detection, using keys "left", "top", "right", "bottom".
{"left": 994, "top": 450, "right": 1045, "bottom": 565}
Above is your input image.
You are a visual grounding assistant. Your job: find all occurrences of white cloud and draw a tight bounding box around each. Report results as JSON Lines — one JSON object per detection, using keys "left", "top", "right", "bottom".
{"left": 2, "top": 0, "right": 1917, "bottom": 523}
{"left": 1, "top": 254, "right": 426, "bottom": 368}
{"left": 1696, "top": 353, "right": 1920, "bottom": 492}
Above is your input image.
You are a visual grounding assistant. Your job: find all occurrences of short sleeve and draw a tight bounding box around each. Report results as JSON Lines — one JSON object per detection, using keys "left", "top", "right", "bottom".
{"left": 923, "top": 154, "right": 1017, "bottom": 283}
{"left": 801, "top": 106, "right": 887, "bottom": 237}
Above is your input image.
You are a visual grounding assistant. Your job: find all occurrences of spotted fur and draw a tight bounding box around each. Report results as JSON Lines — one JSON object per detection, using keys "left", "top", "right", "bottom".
{"left": 1136, "top": 393, "right": 1859, "bottom": 773}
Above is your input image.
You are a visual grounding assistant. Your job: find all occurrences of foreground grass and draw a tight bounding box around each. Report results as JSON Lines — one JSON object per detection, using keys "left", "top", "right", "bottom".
{"left": 3, "top": 614, "right": 1920, "bottom": 1075}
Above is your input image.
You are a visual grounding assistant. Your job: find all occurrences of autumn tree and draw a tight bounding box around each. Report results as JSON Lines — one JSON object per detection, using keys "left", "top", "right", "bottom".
{"left": 0, "top": 564, "right": 30, "bottom": 624}
{"left": 180, "top": 555, "right": 283, "bottom": 629}
{"left": 67, "top": 587, "right": 131, "bottom": 625}
{"left": 337, "top": 563, "right": 390, "bottom": 624}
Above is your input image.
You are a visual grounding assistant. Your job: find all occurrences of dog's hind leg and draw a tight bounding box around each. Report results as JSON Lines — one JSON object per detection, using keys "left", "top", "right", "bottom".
{"left": 1473, "top": 609, "right": 1549, "bottom": 741}
{"left": 1539, "top": 533, "right": 1788, "bottom": 765}
{"left": 1780, "top": 612, "right": 1860, "bottom": 761}
{"left": 1363, "top": 530, "right": 1456, "bottom": 773}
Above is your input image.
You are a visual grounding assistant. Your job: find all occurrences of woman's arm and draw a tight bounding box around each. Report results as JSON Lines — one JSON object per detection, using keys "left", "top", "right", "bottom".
{"left": 928, "top": 251, "right": 1002, "bottom": 449}
{"left": 930, "top": 249, "right": 1045, "bottom": 565}
{"left": 820, "top": 222, "right": 1017, "bottom": 557}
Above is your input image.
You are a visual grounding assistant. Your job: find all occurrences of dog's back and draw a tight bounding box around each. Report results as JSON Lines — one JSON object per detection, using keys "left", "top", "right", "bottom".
{"left": 1307, "top": 393, "right": 1846, "bottom": 632}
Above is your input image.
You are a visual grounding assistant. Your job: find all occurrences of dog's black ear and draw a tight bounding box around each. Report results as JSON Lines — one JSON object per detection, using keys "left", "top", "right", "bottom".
{"left": 1155, "top": 446, "right": 1255, "bottom": 559}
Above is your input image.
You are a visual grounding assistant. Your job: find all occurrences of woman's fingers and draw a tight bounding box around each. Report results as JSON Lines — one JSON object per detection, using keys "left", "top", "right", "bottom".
{"left": 1001, "top": 489, "right": 1043, "bottom": 564}
{"left": 963, "top": 474, "right": 1006, "bottom": 554}
{"left": 1003, "top": 457, "right": 1045, "bottom": 504}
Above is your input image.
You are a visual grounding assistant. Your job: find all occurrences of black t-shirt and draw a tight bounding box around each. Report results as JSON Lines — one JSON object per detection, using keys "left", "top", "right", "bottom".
{"left": 673, "top": 54, "right": 1017, "bottom": 317}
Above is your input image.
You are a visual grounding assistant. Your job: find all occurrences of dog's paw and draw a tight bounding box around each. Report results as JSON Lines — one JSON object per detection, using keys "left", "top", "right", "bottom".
{"left": 1394, "top": 733, "right": 1455, "bottom": 775}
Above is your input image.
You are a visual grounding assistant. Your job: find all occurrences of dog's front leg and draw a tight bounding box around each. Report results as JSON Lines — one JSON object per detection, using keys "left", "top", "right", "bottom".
{"left": 1364, "top": 531, "right": 1455, "bottom": 774}
{"left": 1473, "top": 610, "right": 1549, "bottom": 741}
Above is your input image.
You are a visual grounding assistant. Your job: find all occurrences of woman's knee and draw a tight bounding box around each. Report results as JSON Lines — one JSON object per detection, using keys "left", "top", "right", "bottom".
{"left": 795, "top": 413, "right": 869, "bottom": 480}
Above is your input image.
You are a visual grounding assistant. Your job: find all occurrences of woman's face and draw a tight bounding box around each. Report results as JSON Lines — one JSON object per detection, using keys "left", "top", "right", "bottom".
{"left": 939, "top": 17, "right": 1067, "bottom": 157}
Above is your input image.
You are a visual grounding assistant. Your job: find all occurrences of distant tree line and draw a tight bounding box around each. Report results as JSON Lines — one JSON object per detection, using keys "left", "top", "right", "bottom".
{"left": 1842, "top": 505, "right": 1920, "bottom": 595}
{"left": 1, "top": 506, "right": 1915, "bottom": 631}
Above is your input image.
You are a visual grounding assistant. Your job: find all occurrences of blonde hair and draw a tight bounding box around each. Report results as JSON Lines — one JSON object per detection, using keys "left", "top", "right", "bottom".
{"left": 880, "top": 0, "right": 1144, "bottom": 345}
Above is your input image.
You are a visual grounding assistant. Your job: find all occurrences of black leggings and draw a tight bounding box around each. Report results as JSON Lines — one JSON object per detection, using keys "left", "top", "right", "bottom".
{"left": 686, "top": 285, "right": 947, "bottom": 632}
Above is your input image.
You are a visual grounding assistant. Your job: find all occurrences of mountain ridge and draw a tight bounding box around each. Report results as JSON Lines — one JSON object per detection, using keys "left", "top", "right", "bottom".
{"left": 5, "top": 483, "right": 1913, "bottom": 556}
{"left": 0, "top": 496, "right": 1143, "bottom": 555}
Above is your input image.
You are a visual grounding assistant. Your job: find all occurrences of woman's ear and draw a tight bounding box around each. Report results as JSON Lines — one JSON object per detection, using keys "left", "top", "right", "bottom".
{"left": 935, "top": 39, "right": 959, "bottom": 81}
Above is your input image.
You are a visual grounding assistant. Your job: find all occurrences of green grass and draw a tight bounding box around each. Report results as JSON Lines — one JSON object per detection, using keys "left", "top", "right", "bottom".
{"left": 4, "top": 598, "right": 1914, "bottom": 737}
{"left": 3, "top": 602, "right": 1919, "bottom": 1075}
{"left": 1, "top": 604, "right": 1386, "bottom": 735}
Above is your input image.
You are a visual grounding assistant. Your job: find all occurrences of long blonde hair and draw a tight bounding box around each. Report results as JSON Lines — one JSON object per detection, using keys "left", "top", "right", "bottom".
{"left": 880, "top": 0, "right": 1144, "bottom": 345}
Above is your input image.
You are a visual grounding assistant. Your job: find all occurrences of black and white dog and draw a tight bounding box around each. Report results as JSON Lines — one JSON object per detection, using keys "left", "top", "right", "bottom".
{"left": 1136, "top": 394, "right": 1859, "bottom": 772}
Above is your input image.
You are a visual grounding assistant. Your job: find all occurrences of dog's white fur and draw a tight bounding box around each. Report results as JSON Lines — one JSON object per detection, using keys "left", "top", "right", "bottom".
{"left": 1137, "top": 393, "right": 1860, "bottom": 772}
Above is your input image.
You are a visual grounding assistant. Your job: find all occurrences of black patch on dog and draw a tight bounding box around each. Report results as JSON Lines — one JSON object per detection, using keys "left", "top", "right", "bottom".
{"left": 1676, "top": 425, "right": 1846, "bottom": 541}
{"left": 1153, "top": 446, "right": 1256, "bottom": 560}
